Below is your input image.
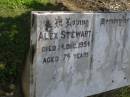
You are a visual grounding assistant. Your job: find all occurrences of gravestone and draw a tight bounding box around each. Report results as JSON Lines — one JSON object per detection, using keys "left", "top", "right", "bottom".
{"left": 30, "top": 12, "right": 130, "bottom": 97}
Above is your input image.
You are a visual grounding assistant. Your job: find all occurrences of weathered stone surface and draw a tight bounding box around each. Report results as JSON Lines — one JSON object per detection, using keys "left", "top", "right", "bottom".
{"left": 30, "top": 12, "right": 130, "bottom": 97}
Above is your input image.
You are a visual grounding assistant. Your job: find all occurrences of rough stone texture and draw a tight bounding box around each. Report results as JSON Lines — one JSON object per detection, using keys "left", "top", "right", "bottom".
{"left": 64, "top": 0, "right": 130, "bottom": 11}
{"left": 30, "top": 12, "right": 130, "bottom": 97}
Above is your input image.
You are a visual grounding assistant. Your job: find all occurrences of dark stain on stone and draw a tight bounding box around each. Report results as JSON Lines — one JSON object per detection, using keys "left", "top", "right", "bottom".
{"left": 31, "top": 45, "right": 36, "bottom": 64}
{"left": 113, "top": 49, "right": 118, "bottom": 68}
{"left": 112, "top": 80, "right": 114, "bottom": 83}
{"left": 120, "top": 19, "right": 128, "bottom": 69}
{"left": 124, "top": 77, "right": 127, "bottom": 80}
{"left": 87, "top": 15, "right": 95, "bottom": 84}
{"left": 31, "top": 14, "right": 35, "bottom": 28}
{"left": 34, "top": 80, "right": 37, "bottom": 97}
